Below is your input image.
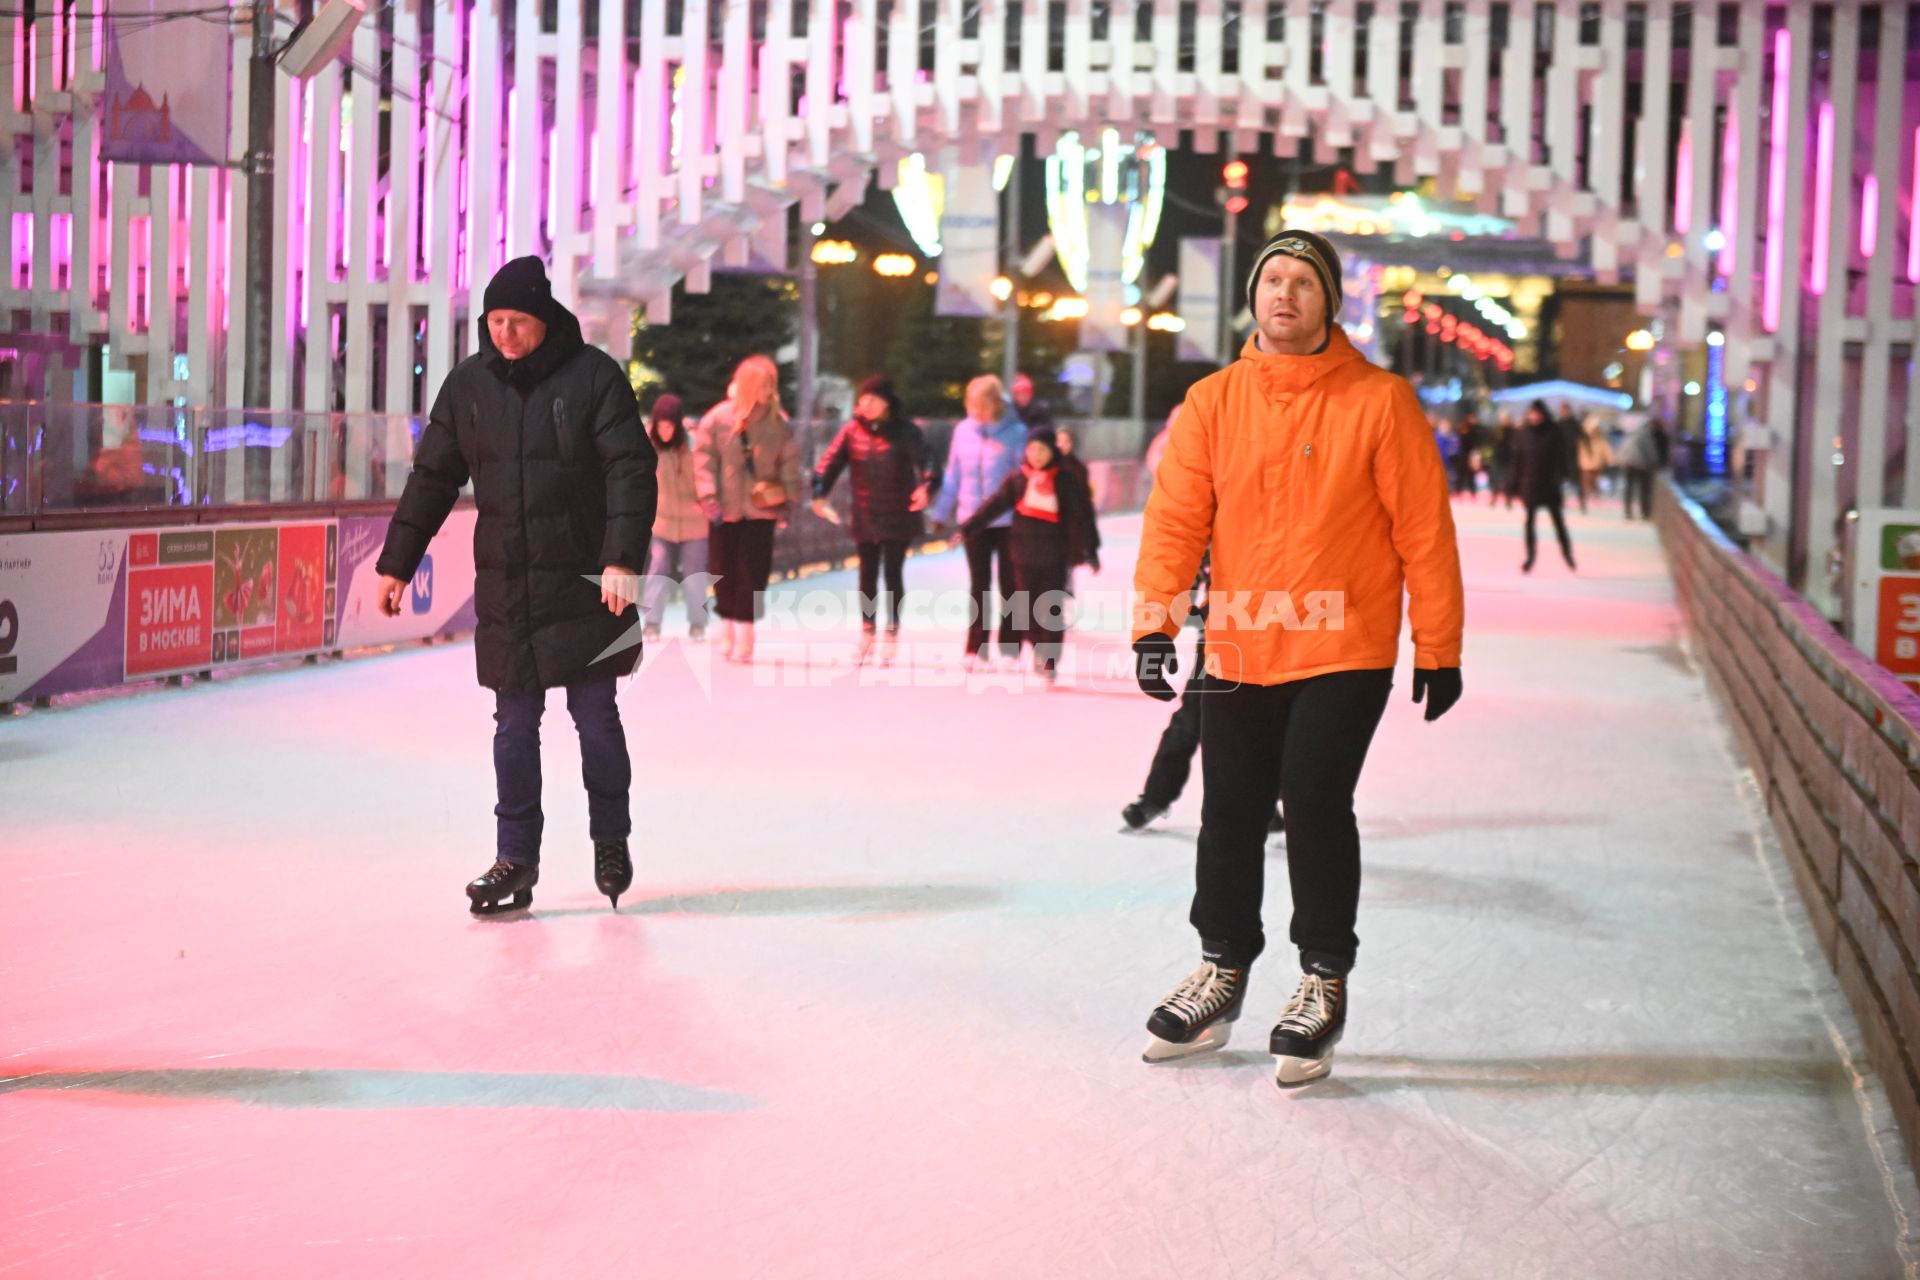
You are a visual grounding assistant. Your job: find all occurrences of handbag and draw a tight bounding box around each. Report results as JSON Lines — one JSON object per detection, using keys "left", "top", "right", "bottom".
{"left": 738, "top": 421, "right": 788, "bottom": 510}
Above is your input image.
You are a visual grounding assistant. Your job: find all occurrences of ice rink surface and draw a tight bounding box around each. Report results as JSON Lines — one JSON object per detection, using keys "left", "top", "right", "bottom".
{"left": 4, "top": 498, "right": 1916, "bottom": 1279}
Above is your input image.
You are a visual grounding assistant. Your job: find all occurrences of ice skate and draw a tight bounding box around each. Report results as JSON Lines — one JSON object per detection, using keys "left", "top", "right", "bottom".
{"left": 1270, "top": 972, "right": 1345, "bottom": 1086}
{"left": 879, "top": 630, "right": 898, "bottom": 667}
{"left": 643, "top": 622, "right": 662, "bottom": 644}
{"left": 594, "top": 839, "right": 633, "bottom": 910}
{"left": 1121, "top": 796, "right": 1168, "bottom": 830}
{"left": 467, "top": 859, "right": 538, "bottom": 915}
{"left": 853, "top": 627, "right": 876, "bottom": 666}
{"left": 1143, "top": 956, "right": 1248, "bottom": 1063}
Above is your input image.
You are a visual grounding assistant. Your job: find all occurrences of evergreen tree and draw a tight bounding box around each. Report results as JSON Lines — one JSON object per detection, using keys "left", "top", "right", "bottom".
{"left": 884, "top": 284, "right": 998, "bottom": 419}
{"left": 630, "top": 273, "right": 800, "bottom": 418}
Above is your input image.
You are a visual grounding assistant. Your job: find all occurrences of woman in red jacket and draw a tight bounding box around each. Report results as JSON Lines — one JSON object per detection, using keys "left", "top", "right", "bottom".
{"left": 1131, "top": 229, "right": 1465, "bottom": 1086}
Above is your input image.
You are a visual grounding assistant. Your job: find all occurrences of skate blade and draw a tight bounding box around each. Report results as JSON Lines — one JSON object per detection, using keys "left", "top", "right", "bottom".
{"left": 1142, "top": 1023, "right": 1232, "bottom": 1063}
{"left": 1273, "top": 1052, "right": 1333, "bottom": 1087}
{"left": 468, "top": 893, "right": 533, "bottom": 917}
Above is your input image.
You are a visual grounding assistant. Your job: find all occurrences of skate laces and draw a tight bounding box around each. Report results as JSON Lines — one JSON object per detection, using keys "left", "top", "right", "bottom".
{"left": 1276, "top": 974, "right": 1341, "bottom": 1035}
{"left": 1160, "top": 962, "right": 1241, "bottom": 1025}
{"left": 594, "top": 842, "right": 626, "bottom": 872}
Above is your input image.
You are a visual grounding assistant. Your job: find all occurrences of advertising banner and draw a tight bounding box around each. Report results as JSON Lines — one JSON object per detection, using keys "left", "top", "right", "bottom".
{"left": 1177, "top": 238, "right": 1224, "bottom": 364}
{"left": 102, "top": 0, "right": 233, "bottom": 166}
{"left": 334, "top": 508, "right": 479, "bottom": 650}
{"left": 0, "top": 530, "right": 127, "bottom": 703}
{"left": 934, "top": 160, "right": 1001, "bottom": 319}
{"left": 3, "top": 515, "right": 372, "bottom": 705}
{"left": 124, "top": 529, "right": 214, "bottom": 677}
{"left": 1080, "top": 202, "right": 1131, "bottom": 352}
{"left": 1851, "top": 509, "right": 1920, "bottom": 691}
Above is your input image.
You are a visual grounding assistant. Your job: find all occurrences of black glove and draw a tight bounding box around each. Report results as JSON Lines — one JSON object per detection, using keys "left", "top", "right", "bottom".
{"left": 1133, "top": 633, "right": 1179, "bottom": 702}
{"left": 1412, "top": 667, "right": 1462, "bottom": 722}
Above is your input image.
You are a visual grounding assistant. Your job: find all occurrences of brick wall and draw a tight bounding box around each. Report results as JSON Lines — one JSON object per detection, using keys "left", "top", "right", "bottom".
{"left": 1658, "top": 481, "right": 1920, "bottom": 1168}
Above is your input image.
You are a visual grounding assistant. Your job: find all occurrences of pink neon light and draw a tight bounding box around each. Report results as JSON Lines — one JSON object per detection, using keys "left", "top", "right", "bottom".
{"left": 504, "top": 89, "right": 517, "bottom": 262}
{"left": 1861, "top": 174, "right": 1878, "bottom": 258}
{"left": 1910, "top": 128, "right": 1920, "bottom": 285}
{"left": 340, "top": 106, "right": 352, "bottom": 275}
{"left": 132, "top": 214, "right": 150, "bottom": 330}
{"left": 1763, "top": 29, "right": 1790, "bottom": 331}
{"left": 10, "top": 212, "right": 30, "bottom": 290}
{"left": 416, "top": 95, "right": 430, "bottom": 282}
{"left": 52, "top": 212, "right": 71, "bottom": 291}
{"left": 297, "top": 81, "right": 310, "bottom": 322}
{"left": 51, "top": 1, "right": 63, "bottom": 89}
{"left": 1674, "top": 122, "right": 1693, "bottom": 236}
{"left": 1717, "top": 112, "right": 1738, "bottom": 279}
{"left": 588, "top": 129, "right": 600, "bottom": 210}
{"left": 1809, "top": 102, "right": 1833, "bottom": 295}
{"left": 546, "top": 128, "right": 558, "bottom": 238}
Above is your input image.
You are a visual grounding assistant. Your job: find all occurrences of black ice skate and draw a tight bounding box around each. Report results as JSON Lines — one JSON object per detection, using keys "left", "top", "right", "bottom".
{"left": 467, "top": 859, "right": 538, "bottom": 915}
{"left": 1143, "top": 956, "right": 1248, "bottom": 1062}
{"left": 594, "top": 839, "right": 633, "bottom": 910}
{"left": 1121, "top": 796, "right": 1168, "bottom": 830}
{"left": 1269, "top": 972, "right": 1345, "bottom": 1086}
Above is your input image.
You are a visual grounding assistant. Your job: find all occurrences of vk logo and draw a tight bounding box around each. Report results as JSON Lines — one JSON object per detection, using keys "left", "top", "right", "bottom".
{"left": 410, "top": 557, "right": 434, "bottom": 615}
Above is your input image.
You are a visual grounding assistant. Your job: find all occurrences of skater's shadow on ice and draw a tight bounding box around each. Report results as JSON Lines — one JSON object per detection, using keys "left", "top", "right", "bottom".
{"left": 527, "top": 883, "right": 1006, "bottom": 921}
{"left": 0, "top": 1067, "right": 759, "bottom": 1113}
{"left": 1298, "top": 1053, "right": 1848, "bottom": 1097}
{"left": 1365, "top": 864, "right": 1591, "bottom": 928}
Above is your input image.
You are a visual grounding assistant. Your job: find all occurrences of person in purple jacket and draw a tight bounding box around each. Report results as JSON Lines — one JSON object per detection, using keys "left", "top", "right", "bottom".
{"left": 928, "top": 374, "right": 1029, "bottom": 670}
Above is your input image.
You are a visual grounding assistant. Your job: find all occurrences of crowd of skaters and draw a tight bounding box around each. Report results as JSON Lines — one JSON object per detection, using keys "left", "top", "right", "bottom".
{"left": 642, "top": 357, "right": 1100, "bottom": 676}
{"left": 1425, "top": 398, "right": 1675, "bottom": 572}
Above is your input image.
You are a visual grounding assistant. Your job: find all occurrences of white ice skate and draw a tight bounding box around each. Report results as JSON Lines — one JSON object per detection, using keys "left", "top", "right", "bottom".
{"left": 1142, "top": 959, "right": 1248, "bottom": 1063}
{"left": 1270, "top": 972, "right": 1345, "bottom": 1086}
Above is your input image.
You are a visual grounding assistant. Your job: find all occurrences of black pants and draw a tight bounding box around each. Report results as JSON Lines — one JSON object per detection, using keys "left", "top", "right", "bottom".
{"left": 1523, "top": 494, "right": 1574, "bottom": 566}
{"left": 856, "top": 539, "right": 908, "bottom": 631}
{"left": 709, "top": 518, "right": 777, "bottom": 621}
{"left": 1011, "top": 551, "right": 1069, "bottom": 672}
{"left": 1449, "top": 454, "right": 1476, "bottom": 495}
{"left": 1192, "top": 669, "right": 1393, "bottom": 974}
{"left": 963, "top": 525, "right": 1019, "bottom": 657}
{"left": 1623, "top": 467, "right": 1653, "bottom": 519}
{"left": 493, "top": 678, "right": 631, "bottom": 866}
{"left": 1142, "top": 632, "right": 1211, "bottom": 806}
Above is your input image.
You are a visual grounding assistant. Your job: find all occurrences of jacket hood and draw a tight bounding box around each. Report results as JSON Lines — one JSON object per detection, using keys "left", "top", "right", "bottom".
{"left": 478, "top": 295, "right": 586, "bottom": 388}
{"left": 1237, "top": 325, "right": 1366, "bottom": 399}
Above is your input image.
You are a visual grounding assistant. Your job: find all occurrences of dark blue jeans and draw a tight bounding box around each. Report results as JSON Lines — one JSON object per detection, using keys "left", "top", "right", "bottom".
{"left": 493, "top": 678, "right": 632, "bottom": 866}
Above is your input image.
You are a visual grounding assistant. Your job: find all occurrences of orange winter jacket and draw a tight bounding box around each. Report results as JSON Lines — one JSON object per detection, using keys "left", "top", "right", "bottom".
{"left": 1133, "top": 329, "right": 1464, "bottom": 686}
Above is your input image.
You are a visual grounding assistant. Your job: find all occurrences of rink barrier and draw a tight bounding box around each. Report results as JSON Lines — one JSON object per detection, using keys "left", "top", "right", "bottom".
{"left": 1660, "top": 479, "right": 1920, "bottom": 1170}
{"left": 0, "top": 461, "right": 1152, "bottom": 710}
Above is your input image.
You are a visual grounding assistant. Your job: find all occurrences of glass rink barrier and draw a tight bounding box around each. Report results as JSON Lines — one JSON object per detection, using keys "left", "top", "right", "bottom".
{"left": 0, "top": 401, "right": 423, "bottom": 516}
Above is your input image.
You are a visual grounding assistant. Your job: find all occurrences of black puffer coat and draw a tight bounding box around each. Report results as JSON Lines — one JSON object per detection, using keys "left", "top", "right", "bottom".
{"left": 811, "top": 414, "right": 931, "bottom": 543}
{"left": 1510, "top": 421, "right": 1571, "bottom": 505}
{"left": 376, "top": 301, "right": 657, "bottom": 691}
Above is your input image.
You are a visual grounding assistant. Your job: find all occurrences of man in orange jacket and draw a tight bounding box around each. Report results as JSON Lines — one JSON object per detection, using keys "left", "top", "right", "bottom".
{"left": 1130, "top": 228, "right": 1464, "bottom": 1086}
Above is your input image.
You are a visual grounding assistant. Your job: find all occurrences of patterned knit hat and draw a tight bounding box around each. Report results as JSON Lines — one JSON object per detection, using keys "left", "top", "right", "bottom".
{"left": 1244, "top": 229, "right": 1344, "bottom": 325}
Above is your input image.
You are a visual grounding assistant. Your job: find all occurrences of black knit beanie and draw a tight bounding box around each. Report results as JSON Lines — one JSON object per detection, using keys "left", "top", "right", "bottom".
{"left": 484, "top": 255, "right": 553, "bottom": 318}
{"left": 1245, "top": 229, "right": 1344, "bottom": 324}
{"left": 1026, "top": 426, "right": 1060, "bottom": 465}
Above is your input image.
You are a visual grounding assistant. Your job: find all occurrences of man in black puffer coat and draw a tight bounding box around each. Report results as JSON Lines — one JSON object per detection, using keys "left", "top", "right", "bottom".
{"left": 1511, "top": 398, "right": 1576, "bottom": 574}
{"left": 375, "top": 256, "right": 658, "bottom": 915}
